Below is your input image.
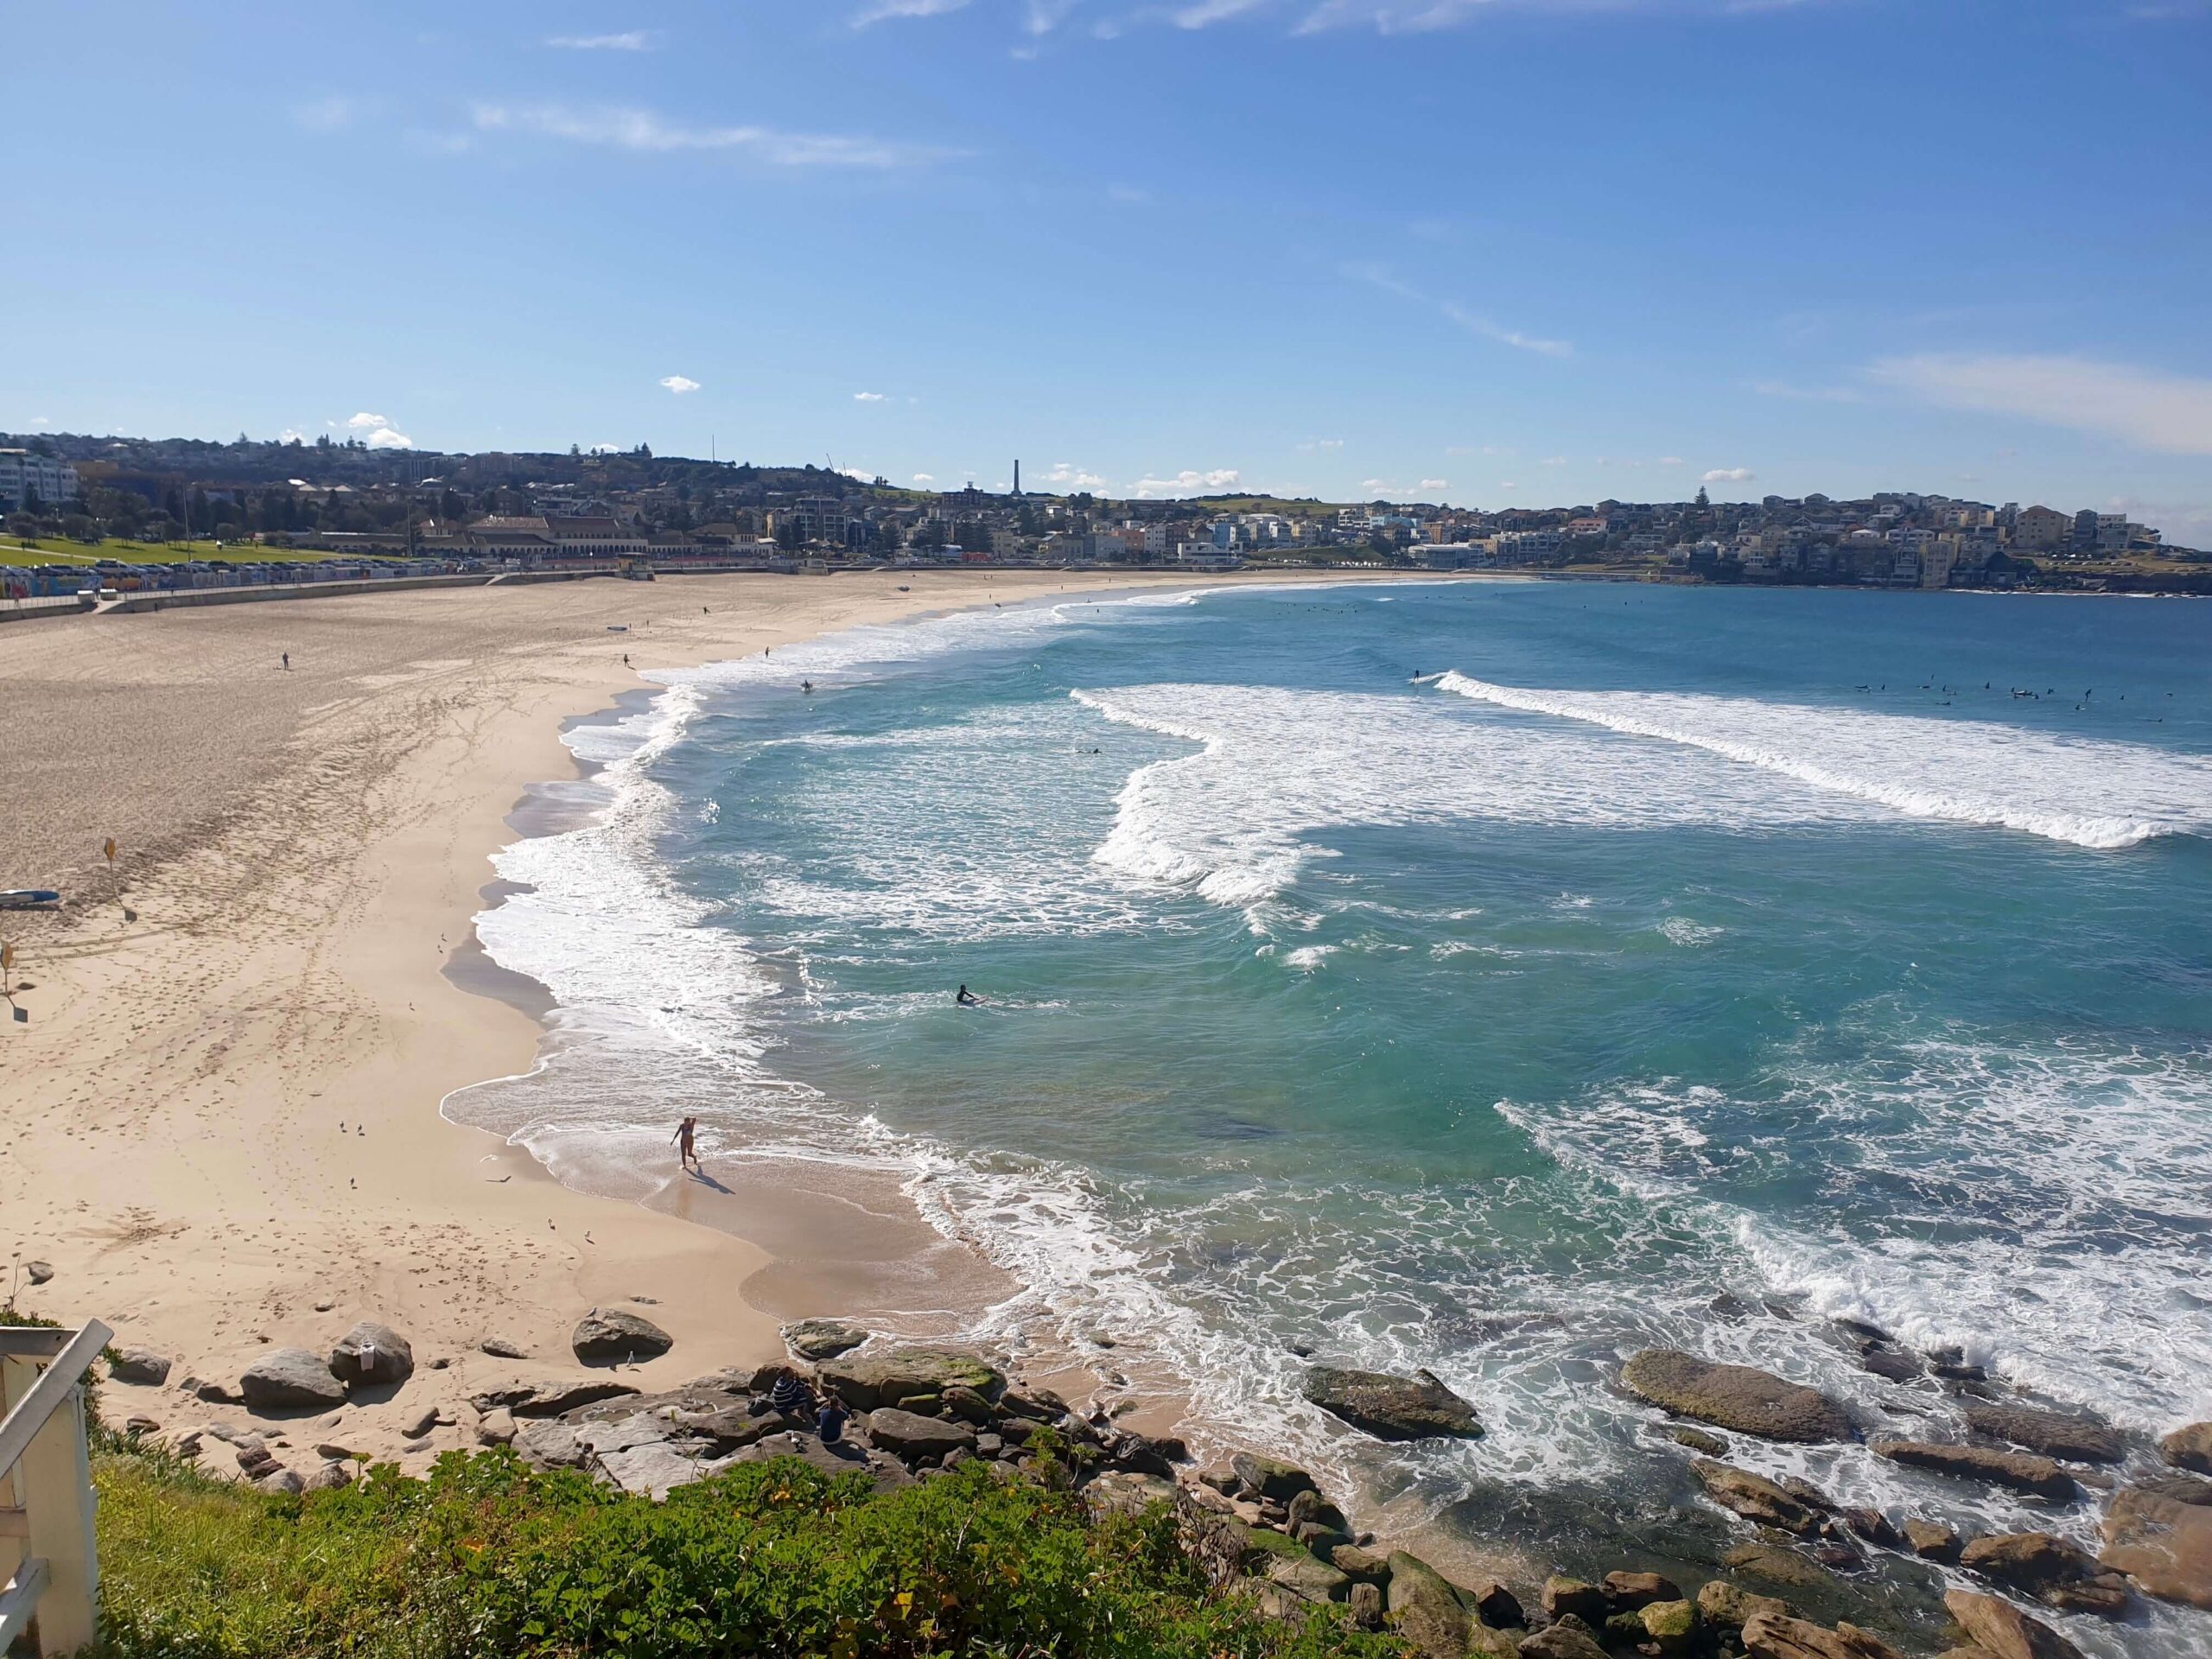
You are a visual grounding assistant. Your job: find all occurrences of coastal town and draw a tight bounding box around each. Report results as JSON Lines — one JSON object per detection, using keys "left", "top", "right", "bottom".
{"left": 4, "top": 432, "right": 2206, "bottom": 603}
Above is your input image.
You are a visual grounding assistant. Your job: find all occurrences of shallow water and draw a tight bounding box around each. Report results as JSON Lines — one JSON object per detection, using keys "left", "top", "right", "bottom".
{"left": 452, "top": 581, "right": 2212, "bottom": 1655}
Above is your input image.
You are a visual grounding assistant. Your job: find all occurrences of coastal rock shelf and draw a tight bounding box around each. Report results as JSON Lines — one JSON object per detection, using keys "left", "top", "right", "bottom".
{"left": 1620, "top": 1351, "right": 1853, "bottom": 1444}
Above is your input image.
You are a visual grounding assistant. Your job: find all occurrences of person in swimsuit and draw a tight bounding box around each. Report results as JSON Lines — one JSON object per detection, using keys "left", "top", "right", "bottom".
{"left": 673, "top": 1115, "right": 700, "bottom": 1171}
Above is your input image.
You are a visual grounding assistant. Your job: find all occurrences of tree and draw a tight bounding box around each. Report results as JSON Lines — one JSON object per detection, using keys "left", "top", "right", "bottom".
{"left": 1695, "top": 486, "right": 1710, "bottom": 508}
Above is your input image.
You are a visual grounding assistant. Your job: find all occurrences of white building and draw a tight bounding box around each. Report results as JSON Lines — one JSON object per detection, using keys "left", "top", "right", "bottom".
{"left": 0, "top": 448, "right": 78, "bottom": 512}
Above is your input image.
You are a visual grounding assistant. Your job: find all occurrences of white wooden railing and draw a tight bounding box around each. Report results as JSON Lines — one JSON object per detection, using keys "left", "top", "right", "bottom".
{"left": 0, "top": 1321, "right": 108, "bottom": 1656}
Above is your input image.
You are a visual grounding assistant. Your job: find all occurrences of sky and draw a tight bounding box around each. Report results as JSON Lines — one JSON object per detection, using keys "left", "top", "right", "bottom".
{"left": 6, "top": 0, "right": 2212, "bottom": 537}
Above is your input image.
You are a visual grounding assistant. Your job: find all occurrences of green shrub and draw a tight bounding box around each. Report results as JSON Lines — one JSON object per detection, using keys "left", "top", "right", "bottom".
{"left": 92, "top": 1446, "right": 1406, "bottom": 1659}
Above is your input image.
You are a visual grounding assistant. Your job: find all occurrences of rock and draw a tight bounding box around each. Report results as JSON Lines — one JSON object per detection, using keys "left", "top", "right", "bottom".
{"left": 301, "top": 1461, "right": 353, "bottom": 1494}
{"left": 480, "top": 1336, "right": 530, "bottom": 1359}
{"left": 1518, "top": 1621, "right": 1607, "bottom": 1659}
{"left": 817, "top": 1347, "right": 1002, "bottom": 1411}
{"left": 1470, "top": 1580, "right": 1524, "bottom": 1628}
{"left": 1620, "top": 1351, "right": 1851, "bottom": 1443}
{"left": 942, "top": 1384, "right": 996, "bottom": 1426}
{"left": 598, "top": 1441, "right": 714, "bottom": 1499}
{"left": 517, "top": 1421, "right": 586, "bottom": 1471}
{"left": 256, "top": 1467, "right": 305, "bottom": 1496}
{"left": 108, "top": 1347, "right": 172, "bottom": 1387}
{"left": 1287, "top": 1488, "right": 1348, "bottom": 1534}
{"left": 1300, "top": 1365, "right": 1483, "bottom": 1441}
{"left": 1698, "top": 1580, "right": 1789, "bottom": 1629}
{"left": 1388, "top": 1551, "right": 1473, "bottom": 1659}
{"left": 1725, "top": 1544, "right": 1837, "bottom": 1590}
{"left": 729, "top": 1427, "right": 913, "bottom": 1494}
{"left": 1860, "top": 1351, "right": 1923, "bottom": 1383}
{"left": 512, "top": 1381, "right": 642, "bottom": 1418}
{"left": 1904, "top": 1518, "right": 1964, "bottom": 1563}
{"left": 864, "top": 1408, "right": 978, "bottom": 1460}
{"left": 476, "top": 1408, "right": 518, "bottom": 1446}
{"left": 399, "top": 1405, "right": 438, "bottom": 1440}
{"left": 1329, "top": 1543, "right": 1389, "bottom": 1582}
{"left": 239, "top": 1349, "right": 347, "bottom": 1410}
{"left": 1693, "top": 1459, "right": 1832, "bottom": 1535}
{"left": 313, "top": 1440, "right": 359, "bottom": 1461}
{"left": 2100, "top": 1487, "right": 2212, "bottom": 1611}
{"left": 1541, "top": 1576, "right": 1611, "bottom": 1624}
{"left": 1640, "top": 1599, "right": 1699, "bottom": 1651}
{"left": 1671, "top": 1427, "right": 1729, "bottom": 1456}
{"left": 124, "top": 1414, "right": 160, "bottom": 1436}
{"left": 2133, "top": 1473, "right": 2212, "bottom": 1507}
{"left": 1959, "top": 1533, "right": 2098, "bottom": 1594}
{"left": 1872, "top": 1440, "right": 2077, "bottom": 1502}
{"left": 781, "top": 1318, "right": 869, "bottom": 1362}
{"left": 1965, "top": 1405, "right": 2123, "bottom": 1465}
{"left": 1349, "top": 1580, "right": 1385, "bottom": 1630}
{"left": 1605, "top": 1571, "right": 1685, "bottom": 1610}
{"left": 1467, "top": 1622, "right": 1522, "bottom": 1659}
{"left": 1266, "top": 1550, "right": 1351, "bottom": 1603}
{"left": 1740, "top": 1612, "right": 1904, "bottom": 1659}
{"left": 192, "top": 1377, "right": 246, "bottom": 1405}
{"left": 1230, "top": 1452, "right": 1318, "bottom": 1503}
{"left": 1942, "top": 1591, "right": 2084, "bottom": 1659}
{"left": 2160, "top": 1422, "right": 2212, "bottom": 1477}
{"left": 571, "top": 1309, "right": 673, "bottom": 1365}
{"left": 328, "top": 1321, "right": 414, "bottom": 1389}
{"left": 24, "top": 1261, "right": 54, "bottom": 1285}
{"left": 2042, "top": 1578, "right": 2130, "bottom": 1618}
{"left": 1841, "top": 1508, "right": 1904, "bottom": 1549}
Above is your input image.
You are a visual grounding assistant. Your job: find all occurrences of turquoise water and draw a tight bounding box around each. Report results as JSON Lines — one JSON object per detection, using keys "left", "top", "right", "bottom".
{"left": 461, "top": 582, "right": 2212, "bottom": 1648}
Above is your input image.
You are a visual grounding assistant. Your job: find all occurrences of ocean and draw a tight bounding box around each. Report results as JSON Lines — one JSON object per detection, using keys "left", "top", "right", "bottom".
{"left": 451, "top": 579, "right": 2212, "bottom": 1653}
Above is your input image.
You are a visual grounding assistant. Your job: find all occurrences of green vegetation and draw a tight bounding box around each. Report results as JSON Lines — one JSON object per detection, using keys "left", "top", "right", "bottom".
{"left": 0, "top": 537, "right": 336, "bottom": 569}
{"left": 92, "top": 1444, "right": 1403, "bottom": 1659}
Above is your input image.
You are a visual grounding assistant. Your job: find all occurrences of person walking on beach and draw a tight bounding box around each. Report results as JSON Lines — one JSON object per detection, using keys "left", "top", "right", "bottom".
{"left": 672, "top": 1115, "right": 700, "bottom": 1172}
{"left": 281, "top": 652, "right": 289, "bottom": 671}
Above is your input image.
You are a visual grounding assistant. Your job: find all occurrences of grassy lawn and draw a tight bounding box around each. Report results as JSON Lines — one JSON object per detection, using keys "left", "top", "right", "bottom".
{"left": 0, "top": 537, "right": 336, "bottom": 568}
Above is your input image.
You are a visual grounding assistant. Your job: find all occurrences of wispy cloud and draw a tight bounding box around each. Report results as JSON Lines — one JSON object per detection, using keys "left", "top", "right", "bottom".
{"left": 1043, "top": 461, "right": 1107, "bottom": 488}
{"left": 1702, "top": 467, "right": 1755, "bottom": 484}
{"left": 659, "top": 375, "right": 702, "bottom": 394}
{"left": 1297, "top": 437, "right": 1344, "bottom": 452}
{"left": 1129, "top": 467, "right": 1242, "bottom": 498}
{"left": 547, "top": 30, "right": 654, "bottom": 50}
{"left": 292, "top": 95, "right": 361, "bottom": 132}
{"left": 912, "top": 473, "right": 936, "bottom": 485}
{"left": 852, "top": 0, "right": 970, "bottom": 23}
{"left": 469, "top": 104, "right": 964, "bottom": 168}
{"left": 1346, "top": 263, "right": 1571, "bottom": 358}
{"left": 854, "top": 391, "right": 887, "bottom": 403}
{"left": 1751, "top": 378, "right": 1864, "bottom": 404}
{"left": 341, "top": 411, "right": 415, "bottom": 450}
{"left": 1869, "top": 353, "right": 2212, "bottom": 456}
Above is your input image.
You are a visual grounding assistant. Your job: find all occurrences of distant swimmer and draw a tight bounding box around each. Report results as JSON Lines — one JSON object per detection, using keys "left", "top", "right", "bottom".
{"left": 802, "top": 680, "right": 815, "bottom": 694}
{"left": 673, "top": 1115, "right": 700, "bottom": 1172}
{"left": 956, "top": 985, "right": 982, "bottom": 1007}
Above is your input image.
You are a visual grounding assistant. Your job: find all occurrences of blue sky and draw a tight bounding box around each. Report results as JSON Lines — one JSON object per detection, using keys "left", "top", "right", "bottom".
{"left": 7, "top": 0, "right": 2211, "bottom": 535}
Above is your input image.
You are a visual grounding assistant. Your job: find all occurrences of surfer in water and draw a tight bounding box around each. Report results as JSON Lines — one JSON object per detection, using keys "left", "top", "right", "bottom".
{"left": 956, "top": 985, "right": 982, "bottom": 1007}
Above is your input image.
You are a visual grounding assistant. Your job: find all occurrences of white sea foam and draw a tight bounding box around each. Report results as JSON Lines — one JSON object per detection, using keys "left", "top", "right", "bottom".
{"left": 1435, "top": 673, "right": 2212, "bottom": 850}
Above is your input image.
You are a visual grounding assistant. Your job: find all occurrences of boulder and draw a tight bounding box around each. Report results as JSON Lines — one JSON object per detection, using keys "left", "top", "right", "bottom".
{"left": 1467, "top": 1624, "right": 1522, "bottom": 1659}
{"left": 571, "top": 1309, "right": 673, "bottom": 1365}
{"left": 1605, "top": 1571, "right": 1684, "bottom": 1610}
{"left": 1349, "top": 1580, "right": 1385, "bottom": 1630}
{"left": 1387, "top": 1551, "right": 1472, "bottom": 1659}
{"left": 1693, "top": 1459, "right": 1832, "bottom": 1535}
{"left": 1671, "top": 1427, "right": 1729, "bottom": 1456}
{"left": 301, "top": 1461, "right": 353, "bottom": 1494}
{"left": 942, "top": 1384, "right": 997, "bottom": 1426}
{"left": 1942, "top": 1591, "right": 2084, "bottom": 1659}
{"left": 108, "top": 1348, "right": 172, "bottom": 1387}
{"left": 1640, "top": 1599, "right": 1699, "bottom": 1652}
{"left": 480, "top": 1336, "right": 530, "bottom": 1359}
{"left": 864, "top": 1408, "right": 977, "bottom": 1461}
{"left": 330, "top": 1321, "right": 415, "bottom": 1389}
{"left": 24, "top": 1262, "right": 54, "bottom": 1286}
{"left": 257, "top": 1467, "right": 305, "bottom": 1496}
{"left": 476, "top": 1408, "right": 518, "bottom": 1447}
{"left": 1518, "top": 1620, "right": 1606, "bottom": 1659}
{"left": 1841, "top": 1508, "right": 1904, "bottom": 1550}
{"left": 2160, "top": 1423, "right": 2212, "bottom": 1477}
{"left": 1872, "top": 1440, "right": 2076, "bottom": 1503}
{"left": 599, "top": 1440, "right": 713, "bottom": 1499}
{"left": 1230, "top": 1452, "right": 1318, "bottom": 1503}
{"left": 1964, "top": 1405, "right": 2123, "bottom": 1465}
{"left": 1958, "top": 1533, "right": 2097, "bottom": 1594}
{"left": 782, "top": 1318, "right": 869, "bottom": 1362}
{"left": 1541, "top": 1576, "right": 1611, "bottom": 1624}
{"left": 1287, "top": 1488, "right": 1348, "bottom": 1534}
{"left": 2133, "top": 1474, "right": 2212, "bottom": 1507}
{"left": 1301, "top": 1365, "right": 1483, "bottom": 1441}
{"left": 1860, "top": 1351, "right": 1923, "bottom": 1384}
{"left": 1726, "top": 1544, "right": 1838, "bottom": 1591}
{"left": 1331, "top": 1544, "right": 1389, "bottom": 1583}
{"left": 2100, "top": 1487, "right": 2212, "bottom": 1611}
{"left": 1904, "top": 1518, "right": 1964, "bottom": 1563}
{"left": 517, "top": 1420, "right": 587, "bottom": 1471}
{"left": 1266, "top": 1551, "right": 1351, "bottom": 1603}
{"left": 1697, "top": 1580, "right": 1789, "bottom": 1629}
{"left": 399, "top": 1405, "right": 438, "bottom": 1440}
{"left": 1469, "top": 1580, "right": 1524, "bottom": 1628}
{"left": 817, "top": 1347, "right": 1002, "bottom": 1411}
{"left": 239, "top": 1349, "right": 347, "bottom": 1410}
{"left": 1740, "top": 1613, "right": 1904, "bottom": 1659}
{"left": 1620, "top": 1351, "right": 1851, "bottom": 1443}
{"left": 513, "top": 1381, "right": 642, "bottom": 1418}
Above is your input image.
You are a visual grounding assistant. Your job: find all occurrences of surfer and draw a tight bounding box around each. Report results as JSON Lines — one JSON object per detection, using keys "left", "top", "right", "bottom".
{"left": 956, "top": 985, "right": 982, "bottom": 1007}
{"left": 802, "top": 680, "right": 815, "bottom": 694}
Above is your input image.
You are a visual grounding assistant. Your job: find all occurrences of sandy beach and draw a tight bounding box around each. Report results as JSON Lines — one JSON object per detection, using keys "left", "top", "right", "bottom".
{"left": 0, "top": 569, "right": 1198, "bottom": 1463}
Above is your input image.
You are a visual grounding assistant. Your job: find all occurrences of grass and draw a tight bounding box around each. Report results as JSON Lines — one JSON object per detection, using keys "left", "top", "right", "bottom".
{"left": 0, "top": 537, "right": 338, "bottom": 568}
{"left": 90, "top": 1442, "right": 1407, "bottom": 1659}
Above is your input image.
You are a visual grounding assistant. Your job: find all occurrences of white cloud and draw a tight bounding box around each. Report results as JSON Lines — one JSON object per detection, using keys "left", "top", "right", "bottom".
{"left": 1658, "top": 456, "right": 1686, "bottom": 467}
{"left": 1702, "top": 467, "right": 1755, "bottom": 484}
{"left": 1417, "top": 479, "right": 1449, "bottom": 492}
{"left": 1869, "top": 353, "right": 2212, "bottom": 457}
{"left": 839, "top": 467, "right": 874, "bottom": 481}
{"left": 852, "top": 0, "right": 970, "bottom": 23}
{"left": 547, "top": 30, "right": 653, "bottom": 49}
{"left": 1297, "top": 437, "right": 1344, "bottom": 452}
{"left": 659, "top": 374, "right": 702, "bottom": 394}
{"left": 342, "top": 411, "right": 418, "bottom": 448}
{"left": 854, "top": 391, "right": 887, "bottom": 403}
{"left": 1360, "top": 479, "right": 1391, "bottom": 493}
{"left": 1129, "top": 467, "right": 1242, "bottom": 498}
{"left": 912, "top": 473, "right": 935, "bottom": 485}
{"left": 1540, "top": 455, "right": 1567, "bottom": 466}
{"left": 1042, "top": 461, "right": 1107, "bottom": 488}
{"left": 1498, "top": 480, "right": 1517, "bottom": 491}
{"left": 1344, "top": 264, "right": 1571, "bottom": 358}
{"left": 469, "top": 104, "right": 963, "bottom": 168}
{"left": 29, "top": 416, "right": 53, "bottom": 428}
{"left": 292, "top": 95, "right": 359, "bottom": 132}
{"left": 346, "top": 411, "right": 391, "bottom": 429}
{"left": 279, "top": 428, "right": 305, "bottom": 442}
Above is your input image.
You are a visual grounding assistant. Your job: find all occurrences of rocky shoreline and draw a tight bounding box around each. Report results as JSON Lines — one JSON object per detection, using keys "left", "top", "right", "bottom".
{"left": 110, "top": 1308, "right": 2212, "bottom": 1659}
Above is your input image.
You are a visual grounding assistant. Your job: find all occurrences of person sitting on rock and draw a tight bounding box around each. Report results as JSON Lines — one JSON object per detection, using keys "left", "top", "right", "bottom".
{"left": 768, "top": 1371, "right": 816, "bottom": 1420}
{"left": 816, "top": 1395, "right": 849, "bottom": 1446}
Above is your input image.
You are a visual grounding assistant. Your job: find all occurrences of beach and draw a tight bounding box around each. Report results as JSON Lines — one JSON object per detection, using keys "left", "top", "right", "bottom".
{"left": 0, "top": 568, "right": 1199, "bottom": 1463}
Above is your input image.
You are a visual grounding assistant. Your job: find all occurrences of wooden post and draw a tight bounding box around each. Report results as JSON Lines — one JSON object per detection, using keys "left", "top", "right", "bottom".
{"left": 2, "top": 1343, "right": 100, "bottom": 1657}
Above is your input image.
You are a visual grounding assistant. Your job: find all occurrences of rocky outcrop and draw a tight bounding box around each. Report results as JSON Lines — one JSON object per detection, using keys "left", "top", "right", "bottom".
{"left": 1964, "top": 1405, "right": 2122, "bottom": 1465}
{"left": 1386, "top": 1552, "right": 1471, "bottom": 1659}
{"left": 2133, "top": 1474, "right": 2212, "bottom": 1507}
{"left": 817, "top": 1347, "right": 1004, "bottom": 1411}
{"left": 1697, "top": 1580, "right": 1789, "bottom": 1630}
{"left": 863, "top": 1408, "right": 976, "bottom": 1461}
{"left": 2160, "top": 1422, "right": 2212, "bottom": 1477}
{"left": 330, "top": 1321, "right": 414, "bottom": 1389}
{"left": 782, "top": 1318, "right": 869, "bottom": 1362}
{"left": 1300, "top": 1365, "right": 1482, "bottom": 1441}
{"left": 1872, "top": 1440, "right": 2077, "bottom": 1502}
{"left": 1692, "top": 1459, "right": 1832, "bottom": 1535}
{"left": 2101, "top": 1487, "right": 2212, "bottom": 1611}
{"left": 1739, "top": 1612, "right": 1904, "bottom": 1659}
{"left": 239, "top": 1348, "right": 347, "bottom": 1410}
{"left": 1230, "top": 1452, "right": 1317, "bottom": 1503}
{"left": 108, "top": 1347, "right": 171, "bottom": 1387}
{"left": 571, "top": 1309, "right": 673, "bottom": 1365}
{"left": 1904, "top": 1519, "right": 1964, "bottom": 1563}
{"left": 1958, "top": 1533, "right": 2099, "bottom": 1597}
{"left": 1541, "top": 1577, "right": 1611, "bottom": 1624}
{"left": 1519, "top": 1622, "right": 1607, "bottom": 1659}
{"left": 1942, "top": 1591, "right": 2084, "bottom": 1659}
{"left": 1620, "top": 1351, "right": 1851, "bottom": 1443}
